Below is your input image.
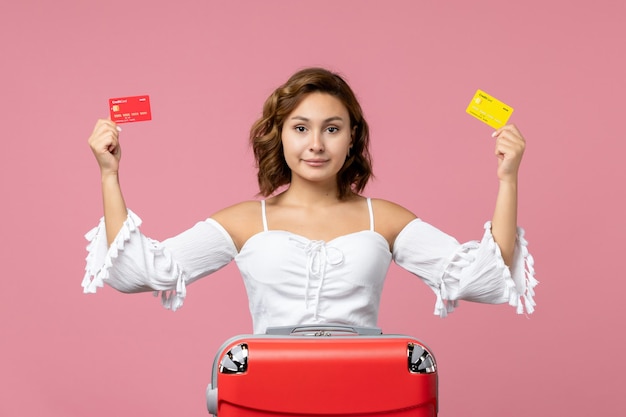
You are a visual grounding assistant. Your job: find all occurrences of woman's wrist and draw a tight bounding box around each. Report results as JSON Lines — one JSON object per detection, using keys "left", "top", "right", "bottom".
{"left": 498, "top": 176, "right": 518, "bottom": 189}
{"left": 101, "top": 171, "right": 120, "bottom": 184}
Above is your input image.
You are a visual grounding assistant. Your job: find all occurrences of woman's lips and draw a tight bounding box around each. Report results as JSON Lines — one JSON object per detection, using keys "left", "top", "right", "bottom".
{"left": 303, "top": 159, "right": 329, "bottom": 167}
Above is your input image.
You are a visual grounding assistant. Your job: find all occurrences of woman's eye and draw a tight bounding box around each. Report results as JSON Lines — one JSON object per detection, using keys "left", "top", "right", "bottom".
{"left": 295, "top": 126, "right": 306, "bottom": 132}
{"left": 327, "top": 127, "right": 339, "bottom": 133}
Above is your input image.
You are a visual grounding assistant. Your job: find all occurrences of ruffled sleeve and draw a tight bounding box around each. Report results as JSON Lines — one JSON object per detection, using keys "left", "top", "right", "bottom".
{"left": 392, "top": 219, "right": 537, "bottom": 317}
{"left": 82, "top": 210, "right": 238, "bottom": 311}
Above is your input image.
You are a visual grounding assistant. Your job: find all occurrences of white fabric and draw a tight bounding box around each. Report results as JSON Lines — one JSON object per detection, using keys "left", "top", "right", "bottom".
{"left": 236, "top": 199, "right": 390, "bottom": 333}
{"left": 82, "top": 210, "right": 237, "bottom": 311}
{"left": 392, "top": 219, "right": 537, "bottom": 317}
{"left": 83, "top": 202, "right": 537, "bottom": 334}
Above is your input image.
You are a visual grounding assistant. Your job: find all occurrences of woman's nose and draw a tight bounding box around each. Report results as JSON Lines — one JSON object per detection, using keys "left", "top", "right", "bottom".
{"left": 309, "top": 131, "right": 324, "bottom": 152}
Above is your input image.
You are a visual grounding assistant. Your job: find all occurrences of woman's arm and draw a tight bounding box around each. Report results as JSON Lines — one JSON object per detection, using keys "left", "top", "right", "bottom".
{"left": 490, "top": 124, "right": 526, "bottom": 266}
{"left": 88, "top": 119, "right": 128, "bottom": 246}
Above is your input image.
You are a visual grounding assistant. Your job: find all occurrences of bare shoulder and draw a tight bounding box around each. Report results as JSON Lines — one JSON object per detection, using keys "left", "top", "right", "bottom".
{"left": 210, "top": 200, "right": 263, "bottom": 251}
{"left": 371, "top": 198, "right": 417, "bottom": 224}
{"left": 211, "top": 200, "right": 261, "bottom": 220}
{"left": 370, "top": 198, "right": 418, "bottom": 249}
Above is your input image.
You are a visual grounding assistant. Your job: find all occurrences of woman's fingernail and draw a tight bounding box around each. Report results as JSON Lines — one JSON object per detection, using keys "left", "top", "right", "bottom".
{"left": 491, "top": 131, "right": 498, "bottom": 138}
{"left": 116, "top": 126, "right": 122, "bottom": 132}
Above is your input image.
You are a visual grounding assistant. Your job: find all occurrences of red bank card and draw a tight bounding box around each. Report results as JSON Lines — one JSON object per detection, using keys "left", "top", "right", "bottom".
{"left": 109, "top": 95, "right": 152, "bottom": 123}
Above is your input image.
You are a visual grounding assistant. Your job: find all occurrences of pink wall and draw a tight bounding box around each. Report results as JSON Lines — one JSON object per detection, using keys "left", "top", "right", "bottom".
{"left": 2, "top": 0, "right": 624, "bottom": 415}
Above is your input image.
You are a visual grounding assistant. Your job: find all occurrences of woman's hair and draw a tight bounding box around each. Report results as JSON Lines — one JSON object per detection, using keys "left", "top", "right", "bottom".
{"left": 250, "top": 67, "right": 373, "bottom": 199}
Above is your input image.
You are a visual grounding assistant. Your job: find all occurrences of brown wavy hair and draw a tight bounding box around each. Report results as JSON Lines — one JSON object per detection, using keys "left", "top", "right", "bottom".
{"left": 250, "top": 67, "right": 373, "bottom": 199}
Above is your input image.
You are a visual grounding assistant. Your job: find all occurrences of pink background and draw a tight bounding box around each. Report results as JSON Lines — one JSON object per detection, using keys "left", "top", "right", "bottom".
{"left": 1, "top": 0, "right": 624, "bottom": 416}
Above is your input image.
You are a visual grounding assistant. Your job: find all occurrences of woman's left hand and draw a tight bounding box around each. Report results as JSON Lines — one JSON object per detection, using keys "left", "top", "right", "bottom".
{"left": 492, "top": 124, "right": 525, "bottom": 183}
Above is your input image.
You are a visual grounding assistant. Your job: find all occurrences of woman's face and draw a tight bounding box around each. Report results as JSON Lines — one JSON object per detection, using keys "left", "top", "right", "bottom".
{"left": 281, "top": 92, "right": 353, "bottom": 187}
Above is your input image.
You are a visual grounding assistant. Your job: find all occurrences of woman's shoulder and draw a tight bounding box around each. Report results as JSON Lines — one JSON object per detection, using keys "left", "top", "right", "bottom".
{"left": 368, "top": 198, "right": 418, "bottom": 249}
{"left": 212, "top": 200, "right": 262, "bottom": 217}
{"left": 210, "top": 200, "right": 264, "bottom": 251}
{"left": 370, "top": 198, "right": 416, "bottom": 222}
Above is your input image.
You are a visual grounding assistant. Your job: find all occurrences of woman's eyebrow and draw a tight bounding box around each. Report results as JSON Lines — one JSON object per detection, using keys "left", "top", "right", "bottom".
{"left": 289, "top": 116, "right": 345, "bottom": 123}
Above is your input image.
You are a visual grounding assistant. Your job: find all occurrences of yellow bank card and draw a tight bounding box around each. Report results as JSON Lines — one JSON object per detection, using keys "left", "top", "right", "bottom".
{"left": 465, "top": 89, "right": 513, "bottom": 129}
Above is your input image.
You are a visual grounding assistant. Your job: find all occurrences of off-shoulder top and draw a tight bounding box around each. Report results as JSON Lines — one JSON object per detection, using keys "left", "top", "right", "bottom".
{"left": 82, "top": 198, "right": 537, "bottom": 334}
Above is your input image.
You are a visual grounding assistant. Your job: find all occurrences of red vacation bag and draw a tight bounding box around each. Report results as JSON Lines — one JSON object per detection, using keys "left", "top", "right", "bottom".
{"left": 206, "top": 325, "right": 438, "bottom": 416}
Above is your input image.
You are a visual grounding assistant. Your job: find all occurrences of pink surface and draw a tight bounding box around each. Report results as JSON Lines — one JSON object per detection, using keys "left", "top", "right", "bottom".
{"left": 1, "top": 0, "right": 624, "bottom": 416}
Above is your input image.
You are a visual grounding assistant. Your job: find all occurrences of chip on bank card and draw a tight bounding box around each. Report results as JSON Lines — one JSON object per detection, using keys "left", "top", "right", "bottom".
{"left": 109, "top": 95, "right": 152, "bottom": 123}
{"left": 465, "top": 90, "right": 513, "bottom": 129}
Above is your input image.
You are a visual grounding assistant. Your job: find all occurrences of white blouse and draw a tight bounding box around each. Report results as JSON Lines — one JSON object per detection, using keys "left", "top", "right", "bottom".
{"left": 82, "top": 199, "right": 537, "bottom": 334}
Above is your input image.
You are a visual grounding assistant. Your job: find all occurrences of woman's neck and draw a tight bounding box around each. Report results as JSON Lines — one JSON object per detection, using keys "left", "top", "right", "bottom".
{"left": 273, "top": 180, "right": 345, "bottom": 207}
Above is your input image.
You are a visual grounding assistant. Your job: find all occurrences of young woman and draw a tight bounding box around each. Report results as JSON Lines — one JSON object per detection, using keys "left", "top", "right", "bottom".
{"left": 83, "top": 68, "right": 536, "bottom": 334}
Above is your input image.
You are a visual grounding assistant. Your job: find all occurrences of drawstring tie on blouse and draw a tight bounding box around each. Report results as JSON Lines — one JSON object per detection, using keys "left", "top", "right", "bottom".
{"left": 290, "top": 238, "right": 344, "bottom": 319}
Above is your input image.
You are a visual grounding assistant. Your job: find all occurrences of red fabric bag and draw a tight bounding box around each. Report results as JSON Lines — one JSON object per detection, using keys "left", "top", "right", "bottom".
{"left": 206, "top": 325, "right": 438, "bottom": 416}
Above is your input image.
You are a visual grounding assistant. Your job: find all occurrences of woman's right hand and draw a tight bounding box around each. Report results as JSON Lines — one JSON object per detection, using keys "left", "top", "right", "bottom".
{"left": 88, "top": 119, "right": 122, "bottom": 176}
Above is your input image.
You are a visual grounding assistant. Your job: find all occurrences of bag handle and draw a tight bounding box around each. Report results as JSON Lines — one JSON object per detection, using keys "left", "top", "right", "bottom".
{"left": 265, "top": 324, "right": 382, "bottom": 336}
